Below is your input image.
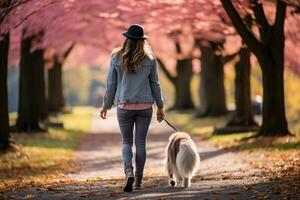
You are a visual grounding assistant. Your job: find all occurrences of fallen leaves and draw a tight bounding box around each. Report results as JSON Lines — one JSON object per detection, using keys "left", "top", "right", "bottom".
{"left": 24, "top": 194, "right": 34, "bottom": 199}
{"left": 244, "top": 149, "right": 300, "bottom": 198}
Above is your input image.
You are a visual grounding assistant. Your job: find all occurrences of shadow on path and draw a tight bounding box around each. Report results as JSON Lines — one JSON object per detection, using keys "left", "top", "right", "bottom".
{"left": 4, "top": 174, "right": 299, "bottom": 200}
{"left": 3, "top": 108, "right": 299, "bottom": 199}
{"left": 68, "top": 108, "right": 251, "bottom": 181}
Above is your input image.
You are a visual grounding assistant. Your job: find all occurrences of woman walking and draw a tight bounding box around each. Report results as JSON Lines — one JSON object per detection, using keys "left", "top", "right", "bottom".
{"left": 100, "top": 24, "right": 164, "bottom": 192}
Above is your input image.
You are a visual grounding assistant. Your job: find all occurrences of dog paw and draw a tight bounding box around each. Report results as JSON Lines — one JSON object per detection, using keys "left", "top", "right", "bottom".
{"left": 169, "top": 180, "right": 176, "bottom": 187}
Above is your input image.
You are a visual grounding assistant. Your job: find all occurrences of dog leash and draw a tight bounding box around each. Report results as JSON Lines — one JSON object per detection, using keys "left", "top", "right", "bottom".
{"left": 163, "top": 118, "right": 180, "bottom": 132}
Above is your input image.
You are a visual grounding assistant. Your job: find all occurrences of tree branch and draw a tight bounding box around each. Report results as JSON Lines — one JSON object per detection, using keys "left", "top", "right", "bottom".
{"left": 252, "top": 0, "right": 269, "bottom": 28}
{"left": 63, "top": 42, "right": 75, "bottom": 59}
{"left": 13, "top": 1, "right": 57, "bottom": 28}
{"left": 251, "top": 0, "right": 270, "bottom": 43}
{"left": 156, "top": 57, "right": 176, "bottom": 84}
{"left": 0, "top": 0, "right": 30, "bottom": 24}
{"left": 175, "top": 42, "right": 181, "bottom": 54}
{"left": 220, "top": 0, "right": 265, "bottom": 56}
{"left": 274, "top": 0, "right": 287, "bottom": 37}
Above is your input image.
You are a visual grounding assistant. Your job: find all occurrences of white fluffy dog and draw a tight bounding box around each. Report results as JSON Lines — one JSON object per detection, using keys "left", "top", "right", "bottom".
{"left": 165, "top": 132, "right": 200, "bottom": 187}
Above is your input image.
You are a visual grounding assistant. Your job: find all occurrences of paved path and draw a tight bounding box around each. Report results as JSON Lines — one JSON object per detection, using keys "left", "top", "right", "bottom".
{"left": 63, "top": 108, "right": 267, "bottom": 199}
{"left": 4, "top": 108, "right": 297, "bottom": 199}
{"left": 67, "top": 108, "right": 173, "bottom": 180}
{"left": 68, "top": 108, "right": 259, "bottom": 181}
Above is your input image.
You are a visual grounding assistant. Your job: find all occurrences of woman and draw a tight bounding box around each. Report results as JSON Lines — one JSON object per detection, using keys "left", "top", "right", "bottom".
{"left": 100, "top": 24, "right": 164, "bottom": 192}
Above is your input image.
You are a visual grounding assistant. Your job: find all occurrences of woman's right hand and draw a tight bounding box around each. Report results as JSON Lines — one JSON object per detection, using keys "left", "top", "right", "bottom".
{"left": 100, "top": 108, "right": 108, "bottom": 119}
{"left": 157, "top": 107, "right": 164, "bottom": 122}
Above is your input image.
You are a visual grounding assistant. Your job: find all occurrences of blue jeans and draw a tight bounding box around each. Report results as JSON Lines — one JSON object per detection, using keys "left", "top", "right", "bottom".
{"left": 117, "top": 107, "right": 153, "bottom": 174}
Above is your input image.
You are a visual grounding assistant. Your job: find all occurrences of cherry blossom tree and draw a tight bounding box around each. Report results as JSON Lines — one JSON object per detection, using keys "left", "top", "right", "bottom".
{"left": 6, "top": 0, "right": 135, "bottom": 131}
{"left": 156, "top": 38, "right": 195, "bottom": 110}
{"left": 11, "top": 0, "right": 65, "bottom": 131}
{"left": 143, "top": 0, "right": 238, "bottom": 111}
{"left": 0, "top": 0, "right": 35, "bottom": 149}
{"left": 1, "top": 0, "right": 300, "bottom": 137}
{"left": 47, "top": 43, "right": 75, "bottom": 113}
{"left": 220, "top": 0, "right": 300, "bottom": 136}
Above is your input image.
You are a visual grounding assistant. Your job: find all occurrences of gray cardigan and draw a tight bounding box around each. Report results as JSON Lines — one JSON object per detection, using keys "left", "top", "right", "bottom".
{"left": 102, "top": 53, "right": 164, "bottom": 109}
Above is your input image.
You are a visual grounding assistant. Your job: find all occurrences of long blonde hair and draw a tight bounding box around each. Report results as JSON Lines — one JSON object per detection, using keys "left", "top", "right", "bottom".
{"left": 113, "top": 38, "right": 152, "bottom": 74}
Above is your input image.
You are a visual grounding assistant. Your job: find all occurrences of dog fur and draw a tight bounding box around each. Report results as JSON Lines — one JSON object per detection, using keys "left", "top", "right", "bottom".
{"left": 165, "top": 132, "right": 200, "bottom": 187}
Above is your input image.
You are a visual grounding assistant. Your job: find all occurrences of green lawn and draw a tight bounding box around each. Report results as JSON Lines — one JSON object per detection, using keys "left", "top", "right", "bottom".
{"left": 0, "top": 107, "right": 94, "bottom": 191}
{"left": 167, "top": 111, "right": 300, "bottom": 151}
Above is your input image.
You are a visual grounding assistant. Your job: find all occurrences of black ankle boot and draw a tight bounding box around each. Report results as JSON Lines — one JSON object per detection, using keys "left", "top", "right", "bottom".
{"left": 134, "top": 173, "right": 143, "bottom": 190}
{"left": 124, "top": 165, "right": 134, "bottom": 192}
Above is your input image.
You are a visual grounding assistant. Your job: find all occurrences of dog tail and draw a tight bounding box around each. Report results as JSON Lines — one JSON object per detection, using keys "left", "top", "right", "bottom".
{"left": 176, "top": 140, "right": 200, "bottom": 178}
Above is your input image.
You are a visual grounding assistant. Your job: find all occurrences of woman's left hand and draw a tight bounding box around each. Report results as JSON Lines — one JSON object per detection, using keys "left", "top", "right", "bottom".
{"left": 157, "top": 107, "right": 164, "bottom": 122}
{"left": 100, "top": 108, "right": 108, "bottom": 119}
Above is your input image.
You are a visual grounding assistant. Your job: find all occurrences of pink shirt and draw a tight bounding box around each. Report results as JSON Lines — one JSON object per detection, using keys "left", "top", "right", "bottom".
{"left": 117, "top": 102, "right": 153, "bottom": 110}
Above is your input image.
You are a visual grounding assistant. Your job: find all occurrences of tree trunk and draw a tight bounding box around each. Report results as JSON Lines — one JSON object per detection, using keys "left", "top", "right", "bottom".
{"left": 257, "top": 46, "right": 289, "bottom": 136}
{"left": 48, "top": 57, "right": 65, "bottom": 113}
{"left": 35, "top": 48, "right": 47, "bottom": 120}
{"left": 156, "top": 57, "right": 194, "bottom": 111}
{"left": 16, "top": 31, "right": 46, "bottom": 132}
{"left": 197, "top": 41, "right": 227, "bottom": 117}
{"left": 227, "top": 47, "right": 257, "bottom": 127}
{"left": 219, "top": 0, "right": 290, "bottom": 136}
{"left": 172, "top": 58, "right": 194, "bottom": 110}
{"left": 0, "top": 33, "right": 10, "bottom": 150}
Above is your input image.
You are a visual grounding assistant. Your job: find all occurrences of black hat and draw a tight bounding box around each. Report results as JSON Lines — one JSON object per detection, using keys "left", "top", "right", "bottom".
{"left": 123, "top": 24, "right": 148, "bottom": 40}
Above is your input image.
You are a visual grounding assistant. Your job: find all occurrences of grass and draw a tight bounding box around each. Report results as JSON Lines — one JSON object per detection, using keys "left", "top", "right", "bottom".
{"left": 167, "top": 111, "right": 300, "bottom": 180}
{"left": 167, "top": 111, "right": 300, "bottom": 151}
{"left": 161, "top": 59, "right": 300, "bottom": 152}
{"left": 159, "top": 61, "right": 300, "bottom": 133}
{"left": 0, "top": 107, "right": 94, "bottom": 191}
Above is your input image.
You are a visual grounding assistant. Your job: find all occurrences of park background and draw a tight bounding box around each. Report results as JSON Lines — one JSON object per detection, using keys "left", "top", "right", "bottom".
{"left": 1, "top": 0, "right": 300, "bottom": 199}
